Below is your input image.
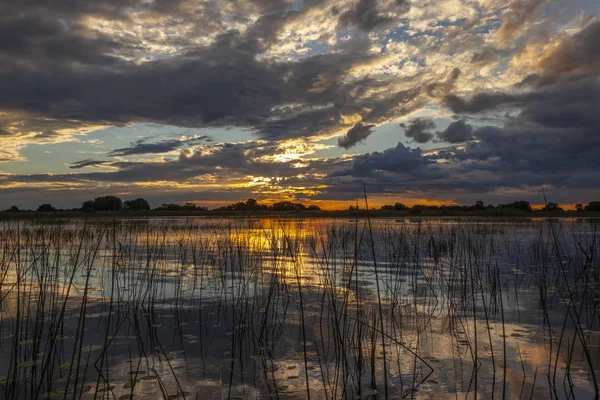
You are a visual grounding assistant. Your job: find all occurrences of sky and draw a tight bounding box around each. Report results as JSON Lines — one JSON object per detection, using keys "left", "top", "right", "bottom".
{"left": 1, "top": 0, "right": 599, "bottom": 210}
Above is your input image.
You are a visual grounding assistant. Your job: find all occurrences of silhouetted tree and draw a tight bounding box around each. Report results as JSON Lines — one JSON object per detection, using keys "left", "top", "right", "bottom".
{"left": 585, "top": 201, "right": 600, "bottom": 212}
{"left": 218, "top": 198, "right": 269, "bottom": 211}
{"left": 124, "top": 198, "right": 151, "bottom": 211}
{"left": 542, "top": 202, "right": 562, "bottom": 212}
{"left": 474, "top": 200, "right": 485, "bottom": 210}
{"left": 576, "top": 204, "right": 584, "bottom": 212}
{"left": 37, "top": 204, "right": 56, "bottom": 212}
{"left": 394, "top": 202, "right": 407, "bottom": 210}
{"left": 86, "top": 196, "right": 123, "bottom": 211}
{"left": 180, "top": 203, "right": 208, "bottom": 211}
{"left": 81, "top": 197, "right": 120, "bottom": 211}
{"left": 8, "top": 205, "right": 19, "bottom": 212}
{"left": 381, "top": 202, "right": 407, "bottom": 211}
{"left": 246, "top": 198, "right": 258, "bottom": 207}
{"left": 497, "top": 201, "right": 532, "bottom": 212}
{"left": 271, "top": 201, "right": 306, "bottom": 211}
{"left": 307, "top": 205, "right": 321, "bottom": 211}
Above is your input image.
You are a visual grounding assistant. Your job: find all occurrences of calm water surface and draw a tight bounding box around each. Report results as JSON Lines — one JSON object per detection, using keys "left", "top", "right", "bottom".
{"left": 0, "top": 217, "right": 598, "bottom": 399}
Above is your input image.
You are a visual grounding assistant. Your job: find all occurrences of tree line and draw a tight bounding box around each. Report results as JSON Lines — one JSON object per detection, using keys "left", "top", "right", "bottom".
{"left": 3, "top": 197, "right": 600, "bottom": 213}
{"left": 376, "top": 200, "right": 600, "bottom": 213}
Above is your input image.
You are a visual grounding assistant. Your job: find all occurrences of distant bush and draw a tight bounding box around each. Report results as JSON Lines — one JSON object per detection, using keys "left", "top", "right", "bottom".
{"left": 81, "top": 196, "right": 123, "bottom": 211}
{"left": 37, "top": 204, "right": 56, "bottom": 212}
{"left": 155, "top": 202, "right": 208, "bottom": 211}
{"left": 217, "top": 198, "right": 269, "bottom": 212}
{"left": 272, "top": 201, "right": 306, "bottom": 211}
{"left": 541, "top": 202, "right": 563, "bottom": 212}
{"left": 497, "top": 201, "right": 532, "bottom": 212}
{"left": 585, "top": 201, "right": 600, "bottom": 212}
{"left": 381, "top": 202, "right": 407, "bottom": 211}
{"left": 124, "top": 198, "right": 151, "bottom": 211}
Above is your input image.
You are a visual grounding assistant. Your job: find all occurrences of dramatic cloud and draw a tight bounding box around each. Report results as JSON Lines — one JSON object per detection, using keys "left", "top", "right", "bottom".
{"left": 338, "top": 0, "right": 410, "bottom": 32}
{"left": 339, "top": 142, "right": 425, "bottom": 177}
{"left": 426, "top": 68, "right": 461, "bottom": 98}
{"left": 108, "top": 136, "right": 211, "bottom": 157}
{"left": 0, "top": 0, "right": 430, "bottom": 150}
{"left": 437, "top": 120, "right": 473, "bottom": 143}
{"left": 3, "top": 140, "right": 343, "bottom": 202}
{"left": 338, "top": 122, "right": 376, "bottom": 149}
{"left": 536, "top": 21, "right": 600, "bottom": 82}
{"left": 327, "top": 20, "right": 600, "bottom": 204}
{"left": 0, "top": 0, "right": 598, "bottom": 208}
{"left": 497, "top": 0, "right": 547, "bottom": 44}
{"left": 401, "top": 118, "right": 436, "bottom": 143}
{"left": 69, "top": 159, "right": 110, "bottom": 169}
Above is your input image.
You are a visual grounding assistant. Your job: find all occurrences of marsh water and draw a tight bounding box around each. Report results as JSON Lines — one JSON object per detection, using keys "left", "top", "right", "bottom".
{"left": 0, "top": 217, "right": 598, "bottom": 399}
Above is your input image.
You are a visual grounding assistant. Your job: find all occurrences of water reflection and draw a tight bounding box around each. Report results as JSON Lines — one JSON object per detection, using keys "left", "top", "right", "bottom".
{"left": 0, "top": 217, "right": 598, "bottom": 399}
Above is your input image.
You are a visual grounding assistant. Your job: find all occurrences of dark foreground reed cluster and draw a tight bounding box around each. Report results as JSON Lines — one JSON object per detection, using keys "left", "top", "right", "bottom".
{"left": 0, "top": 216, "right": 598, "bottom": 399}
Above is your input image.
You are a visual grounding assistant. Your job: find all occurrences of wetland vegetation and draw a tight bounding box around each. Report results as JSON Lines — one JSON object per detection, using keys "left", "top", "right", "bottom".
{"left": 0, "top": 216, "right": 598, "bottom": 399}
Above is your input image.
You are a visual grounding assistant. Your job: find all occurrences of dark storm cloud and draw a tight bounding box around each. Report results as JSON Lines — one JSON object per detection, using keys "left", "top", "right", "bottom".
{"left": 437, "top": 120, "right": 473, "bottom": 143}
{"left": 0, "top": 13, "right": 125, "bottom": 66}
{"left": 0, "top": 24, "right": 421, "bottom": 144}
{"left": 255, "top": 51, "right": 426, "bottom": 141}
{"left": 0, "top": 0, "right": 447, "bottom": 176}
{"left": 445, "top": 22, "right": 600, "bottom": 115}
{"left": 425, "top": 40, "right": 600, "bottom": 193}
{"left": 360, "top": 87, "right": 425, "bottom": 125}
{"left": 0, "top": 0, "right": 209, "bottom": 67}
{"left": 69, "top": 159, "right": 110, "bottom": 169}
{"left": 337, "top": 0, "right": 410, "bottom": 32}
{"left": 536, "top": 21, "right": 600, "bottom": 82}
{"left": 336, "top": 142, "right": 425, "bottom": 178}
{"left": 0, "top": 2, "right": 260, "bottom": 123}
{"left": 338, "top": 122, "right": 376, "bottom": 149}
{"left": 0, "top": 0, "right": 289, "bottom": 34}
{"left": 0, "top": 47, "right": 283, "bottom": 125}
{"left": 437, "top": 22, "right": 600, "bottom": 185}
{"left": 258, "top": 105, "right": 343, "bottom": 141}
{"left": 446, "top": 122, "right": 600, "bottom": 190}
{"left": 331, "top": 20, "right": 600, "bottom": 199}
{"left": 400, "top": 118, "right": 436, "bottom": 143}
{"left": 5, "top": 140, "right": 345, "bottom": 188}
{"left": 108, "top": 136, "right": 211, "bottom": 157}
{"left": 0, "top": 0, "right": 163, "bottom": 19}
{"left": 444, "top": 79, "right": 600, "bottom": 129}
{"left": 442, "top": 92, "right": 518, "bottom": 114}
{"left": 426, "top": 68, "right": 461, "bottom": 98}
{"left": 328, "top": 124, "right": 599, "bottom": 200}
{"left": 433, "top": 88, "right": 600, "bottom": 187}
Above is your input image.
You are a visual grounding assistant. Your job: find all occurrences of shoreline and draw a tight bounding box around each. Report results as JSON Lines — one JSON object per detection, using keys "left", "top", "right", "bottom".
{"left": 1, "top": 209, "right": 599, "bottom": 220}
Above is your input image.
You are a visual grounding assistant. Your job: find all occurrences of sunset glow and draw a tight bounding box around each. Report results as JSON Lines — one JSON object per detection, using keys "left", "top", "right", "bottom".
{"left": 0, "top": 0, "right": 598, "bottom": 210}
